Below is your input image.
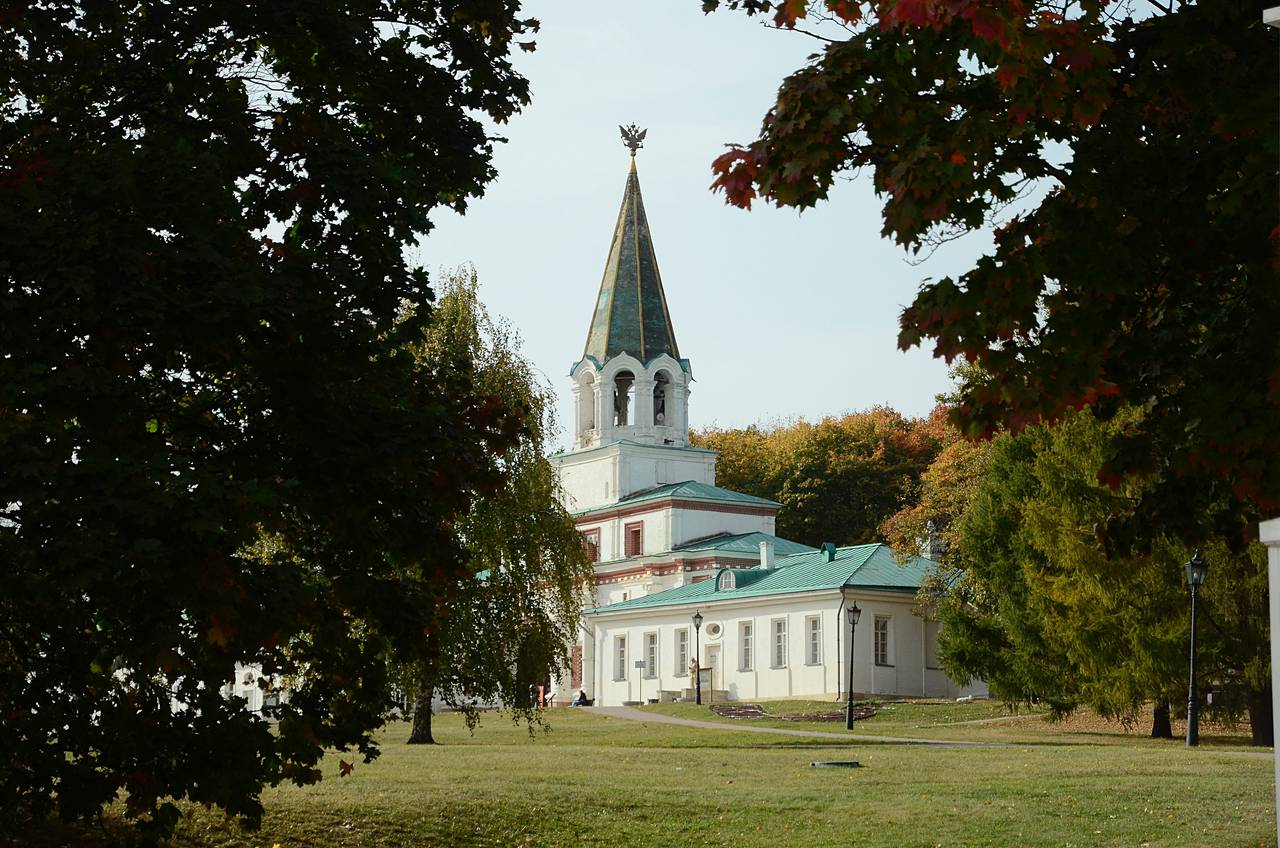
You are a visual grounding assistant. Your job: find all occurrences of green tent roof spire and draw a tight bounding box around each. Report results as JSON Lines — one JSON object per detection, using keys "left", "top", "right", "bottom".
{"left": 583, "top": 132, "right": 680, "bottom": 365}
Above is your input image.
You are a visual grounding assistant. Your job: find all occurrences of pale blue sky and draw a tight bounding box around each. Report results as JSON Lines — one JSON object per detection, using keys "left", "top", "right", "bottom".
{"left": 422, "top": 1, "right": 993, "bottom": 450}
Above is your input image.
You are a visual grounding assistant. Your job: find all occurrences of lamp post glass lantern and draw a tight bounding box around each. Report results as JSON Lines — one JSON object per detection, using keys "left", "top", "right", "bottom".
{"left": 845, "top": 600, "right": 861, "bottom": 730}
{"left": 693, "top": 610, "right": 704, "bottom": 706}
{"left": 1185, "top": 551, "right": 1208, "bottom": 747}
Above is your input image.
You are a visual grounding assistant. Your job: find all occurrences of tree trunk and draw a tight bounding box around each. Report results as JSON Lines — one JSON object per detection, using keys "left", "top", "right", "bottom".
{"left": 407, "top": 665, "right": 436, "bottom": 745}
{"left": 1248, "top": 683, "right": 1273, "bottom": 747}
{"left": 1150, "top": 701, "right": 1173, "bottom": 739}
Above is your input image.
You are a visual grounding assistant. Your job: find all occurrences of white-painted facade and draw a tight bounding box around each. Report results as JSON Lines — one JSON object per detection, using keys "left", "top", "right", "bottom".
{"left": 549, "top": 151, "right": 982, "bottom": 707}
{"left": 585, "top": 589, "right": 986, "bottom": 706}
{"left": 554, "top": 439, "right": 716, "bottom": 515}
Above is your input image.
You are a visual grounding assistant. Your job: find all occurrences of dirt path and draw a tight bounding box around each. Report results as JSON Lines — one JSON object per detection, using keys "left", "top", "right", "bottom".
{"left": 584, "top": 705, "right": 990, "bottom": 747}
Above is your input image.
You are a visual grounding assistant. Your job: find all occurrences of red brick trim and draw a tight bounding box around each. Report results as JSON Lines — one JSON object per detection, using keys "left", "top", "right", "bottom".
{"left": 580, "top": 528, "right": 601, "bottom": 563}
{"left": 623, "top": 521, "right": 644, "bottom": 557}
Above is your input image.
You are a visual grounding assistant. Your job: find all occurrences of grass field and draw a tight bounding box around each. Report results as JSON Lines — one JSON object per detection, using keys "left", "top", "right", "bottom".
{"left": 639, "top": 698, "right": 1259, "bottom": 746}
{"left": 18, "top": 705, "right": 1276, "bottom": 848}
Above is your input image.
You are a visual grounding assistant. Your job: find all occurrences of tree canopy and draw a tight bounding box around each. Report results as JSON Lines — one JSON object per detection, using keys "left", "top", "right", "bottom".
{"left": 702, "top": 0, "right": 1279, "bottom": 545}
{"left": 1, "top": 1, "right": 536, "bottom": 838}
{"left": 401, "top": 269, "right": 594, "bottom": 745}
{"left": 910, "top": 409, "right": 1271, "bottom": 742}
{"left": 693, "top": 406, "right": 946, "bottom": 546}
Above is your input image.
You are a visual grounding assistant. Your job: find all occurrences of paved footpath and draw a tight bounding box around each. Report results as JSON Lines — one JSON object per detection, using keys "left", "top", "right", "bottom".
{"left": 585, "top": 706, "right": 1276, "bottom": 757}
{"left": 585, "top": 705, "right": 989, "bottom": 747}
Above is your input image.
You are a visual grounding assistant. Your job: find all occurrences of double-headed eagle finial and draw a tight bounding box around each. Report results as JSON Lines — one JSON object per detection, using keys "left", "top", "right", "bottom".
{"left": 620, "top": 123, "right": 647, "bottom": 156}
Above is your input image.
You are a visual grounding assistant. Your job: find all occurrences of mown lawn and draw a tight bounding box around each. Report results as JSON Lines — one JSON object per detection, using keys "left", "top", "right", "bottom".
{"left": 640, "top": 698, "right": 1259, "bottom": 746}
{"left": 17, "top": 707, "right": 1275, "bottom": 848}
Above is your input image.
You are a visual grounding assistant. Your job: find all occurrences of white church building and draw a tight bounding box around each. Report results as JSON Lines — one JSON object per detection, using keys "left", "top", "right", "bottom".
{"left": 550, "top": 134, "right": 986, "bottom": 707}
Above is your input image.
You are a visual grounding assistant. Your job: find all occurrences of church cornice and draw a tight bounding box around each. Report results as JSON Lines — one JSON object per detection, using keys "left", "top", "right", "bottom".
{"left": 573, "top": 498, "right": 778, "bottom": 524}
{"left": 549, "top": 438, "right": 716, "bottom": 463}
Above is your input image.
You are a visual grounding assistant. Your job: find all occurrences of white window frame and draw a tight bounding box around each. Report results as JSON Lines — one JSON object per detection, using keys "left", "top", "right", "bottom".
{"left": 771, "top": 618, "right": 788, "bottom": 668}
{"left": 806, "top": 615, "right": 822, "bottom": 665}
{"left": 644, "top": 631, "right": 658, "bottom": 679}
{"left": 614, "top": 635, "right": 627, "bottom": 681}
{"left": 675, "top": 628, "right": 690, "bottom": 677}
{"left": 874, "top": 615, "right": 893, "bottom": 667}
{"left": 739, "top": 621, "right": 753, "bottom": 671}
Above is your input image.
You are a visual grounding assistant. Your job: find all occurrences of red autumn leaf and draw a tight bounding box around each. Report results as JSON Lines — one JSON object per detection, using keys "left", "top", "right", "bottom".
{"left": 1010, "top": 103, "right": 1034, "bottom": 125}
{"left": 964, "top": 7, "right": 1007, "bottom": 47}
{"left": 825, "top": 1, "right": 861, "bottom": 24}
{"left": 710, "top": 146, "right": 758, "bottom": 209}
{"left": 949, "top": 151, "right": 966, "bottom": 165}
{"left": 339, "top": 760, "right": 354, "bottom": 777}
{"left": 773, "top": 0, "right": 809, "bottom": 28}
{"left": 882, "top": 0, "right": 933, "bottom": 30}
{"left": 995, "top": 63, "right": 1026, "bottom": 90}
{"left": 1059, "top": 42, "right": 1097, "bottom": 72}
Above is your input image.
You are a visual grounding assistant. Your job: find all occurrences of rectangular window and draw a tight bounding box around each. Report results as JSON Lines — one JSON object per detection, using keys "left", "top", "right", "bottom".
{"left": 739, "top": 621, "right": 753, "bottom": 671}
{"left": 772, "top": 618, "right": 787, "bottom": 668}
{"left": 675, "top": 628, "right": 690, "bottom": 676}
{"left": 645, "top": 632, "right": 658, "bottom": 679}
{"left": 874, "top": 616, "right": 893, "bottom": 667}
{"left": 806, "top": 616, "right": 822, "bottom": 665}
{"left": 614, "top": 635, "right": 627, "bottom": 681}
{"left": 925, "top": 620, "right": 941, "bottom": 670}
{"left": 624, "top": 522, "right": 644, "bottom": 557}
{"left": 580, "top": 529, "right": 600, "bottom": 563}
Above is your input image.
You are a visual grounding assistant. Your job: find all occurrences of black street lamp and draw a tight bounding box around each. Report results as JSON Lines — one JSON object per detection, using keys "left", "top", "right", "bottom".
{"left": 1184, "top": 551, "right": 1208, "bottom": 747}
{"left": 845, "top": 600, "right": 861, "bottom": 730}
{"left": 693, "top": 610, "right": 704, "bottom": 706}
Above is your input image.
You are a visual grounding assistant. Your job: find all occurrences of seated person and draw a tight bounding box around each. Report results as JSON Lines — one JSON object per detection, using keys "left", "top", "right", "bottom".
{"left": 571, "top": 689, "right": 588, "bottom": 706}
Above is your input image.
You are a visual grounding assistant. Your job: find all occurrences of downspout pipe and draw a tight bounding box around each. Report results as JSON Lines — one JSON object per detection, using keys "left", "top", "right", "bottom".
{"left": 834, "top": 596, "right": 846, "bottom": 702}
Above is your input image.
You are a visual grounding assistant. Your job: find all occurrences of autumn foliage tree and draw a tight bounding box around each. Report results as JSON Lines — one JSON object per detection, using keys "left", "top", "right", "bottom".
{"left": 693, "top": 406, "right": 947, "bottom": 546}
{"left": 400, "top": 269, "right": 593, "bottom": 745}
{"left": 1, "top": 1, "right": 536, "bottom": 839}
{"left": 907, "top": 409, "right": 1271, "bottom": 742}
{"left": 703, "top": 0, "right": 1279, "bottom": 546}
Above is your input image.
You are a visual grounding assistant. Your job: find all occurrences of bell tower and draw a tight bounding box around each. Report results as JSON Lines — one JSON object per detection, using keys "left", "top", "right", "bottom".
{"left": 571, "top": 124, "right": 692, "bottom": 451}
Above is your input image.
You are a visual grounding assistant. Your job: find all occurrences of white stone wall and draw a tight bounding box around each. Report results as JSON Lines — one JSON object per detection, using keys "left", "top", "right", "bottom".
{"left": 582, "top": 590, "right": 987, "bottom": 706}
{"left": 553, "top": 441, "right": 718, "bottom": 513}
{"left": 669, "top": 508, "right": 775, "bottom": 547}
{"left": 576, "top": 505, "right": 776, "bottom": 569}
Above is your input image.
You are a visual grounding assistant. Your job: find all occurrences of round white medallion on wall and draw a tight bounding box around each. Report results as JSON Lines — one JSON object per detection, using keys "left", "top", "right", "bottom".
{"left": 704, "top": 622, "right": 722, "bottom": 641}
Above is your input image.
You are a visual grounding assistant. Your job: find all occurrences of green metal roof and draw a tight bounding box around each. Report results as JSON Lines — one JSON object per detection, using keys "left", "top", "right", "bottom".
{"left": 582, "top": 159, "right": 681, "bottom": 366}
{"left": 617, "top": 480, "right": 780, "bottom": 508}
{"left": 587, "top": 543, "right": 936, "bottom": 614}
{"left": 672, "top": 532, "right": 816, "bottom": 557}
{"left": 572, "top": 480, "right": 779, "bottom": 517}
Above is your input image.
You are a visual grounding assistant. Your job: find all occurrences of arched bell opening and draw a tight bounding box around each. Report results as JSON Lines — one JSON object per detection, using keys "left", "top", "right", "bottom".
{"left": 653, "top": 370, "right": 673, "bottom": 426}
{"left": 613, "top": 370, "right": 635, "bottom": 427}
